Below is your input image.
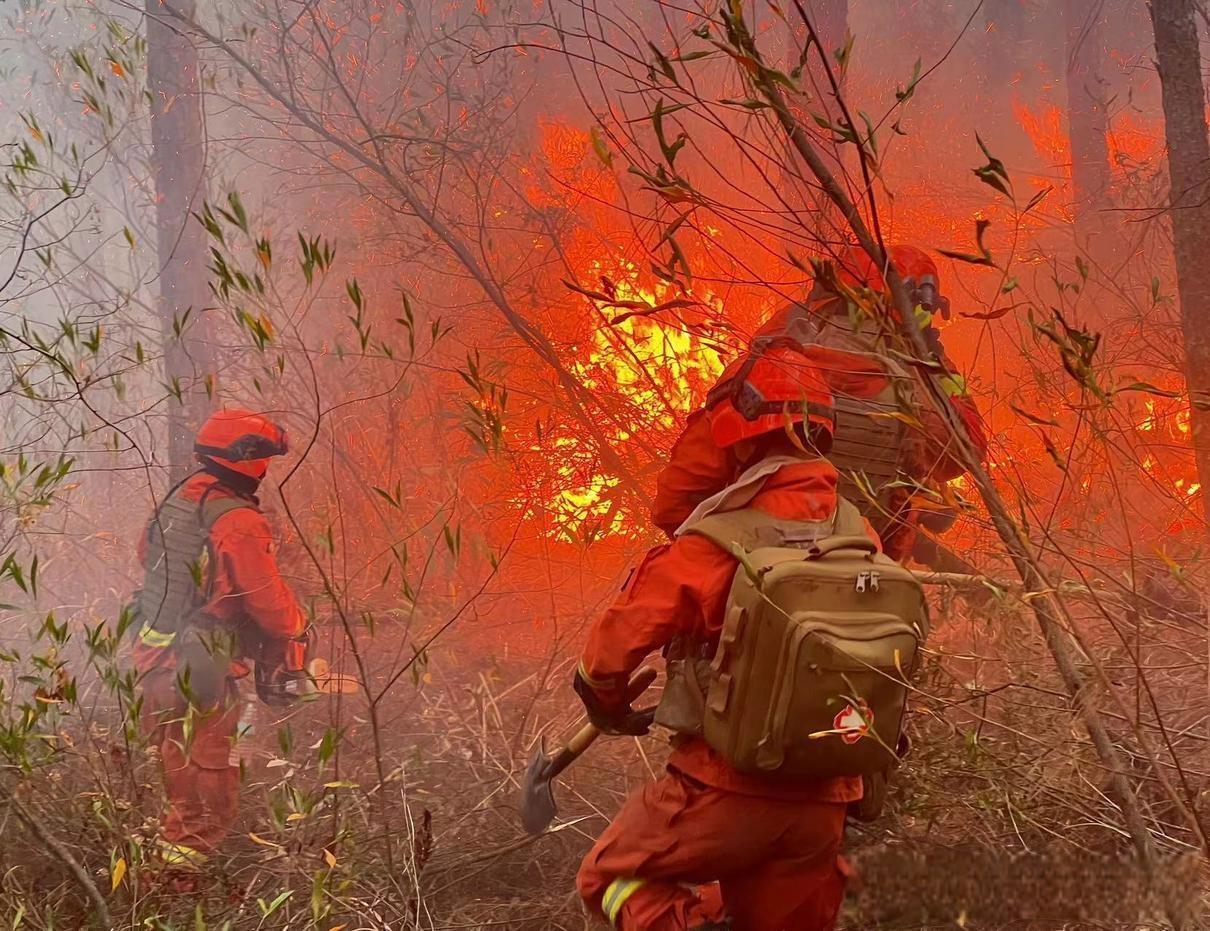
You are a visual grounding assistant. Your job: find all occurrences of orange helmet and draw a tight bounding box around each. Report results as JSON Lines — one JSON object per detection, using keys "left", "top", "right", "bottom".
{"left": 835, "top": 244, "right": 950, "bottom": 322}
{"left": 708, "top": 344, "right": 835, "bottom": 448}
{"left": 194, "top": 409, "right": 288, "bottom": 480}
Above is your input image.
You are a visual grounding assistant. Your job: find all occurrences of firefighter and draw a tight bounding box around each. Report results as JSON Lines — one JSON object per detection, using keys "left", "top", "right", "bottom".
{"left": 652, "top": 243, "right": 987, "bottom": 562}
{"left": 134, "top": 408, "right": 310, "bottom": 886}
{"left": 575, "top": 350, "right": 869, "bottom": 931}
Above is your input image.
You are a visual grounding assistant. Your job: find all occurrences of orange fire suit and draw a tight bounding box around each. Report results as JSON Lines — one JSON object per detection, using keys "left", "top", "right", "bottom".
{"left": 577, "top": 460, "right": 865, "bottom": 931}
{"left": 652, "top": 323, "right": 986, "bottom": 560}
{"left": 135, "top": 473, "right": 306, "bottom": 867}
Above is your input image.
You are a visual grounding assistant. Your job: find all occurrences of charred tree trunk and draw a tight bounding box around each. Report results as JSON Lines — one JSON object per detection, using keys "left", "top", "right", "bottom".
{"left": 1150, "top": 0, "right": 1210, "bottom": 522}
{"left": 781, "top": 1, "right": 848, "bottom": 235}
{"left": 1065, "top": 0, "right": 1114, "bottom": 249}
{"left": 808, "top": 0, "right": 846, "bottom": 62}
{"left": 983, "top": 0, "right": 1028, "bottom": 86}
{"left": 979, "top": 0, "right": 1030, "bottom": 155}
{"left": 147, "top": 0, "right": 213, "bottom": 476}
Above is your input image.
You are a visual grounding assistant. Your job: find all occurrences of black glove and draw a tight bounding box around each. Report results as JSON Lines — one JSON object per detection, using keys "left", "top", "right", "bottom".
{"left": 922, "top": 324, "right": 945, "bottom": 361}
{"left": 918, "top": 503, "right": 958, "bottom": 534}
{"left": 573, "top": 669, "right": 655, "bottom": 736}
{"left": 254, "top": 626, "right": 316, "bottom": 706}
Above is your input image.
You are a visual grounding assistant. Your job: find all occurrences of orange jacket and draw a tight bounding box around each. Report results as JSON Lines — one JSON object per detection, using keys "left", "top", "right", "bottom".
{"left": 581, "top": 459, "right": 864, "bottom": 803}
{"left": 134, "top": 473, "right": 306, "bottom": 676}
{"left": 652, "top": 338, "right": 987, "bottom": 539}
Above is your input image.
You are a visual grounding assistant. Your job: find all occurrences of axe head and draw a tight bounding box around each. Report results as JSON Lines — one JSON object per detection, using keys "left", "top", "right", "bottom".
{"left": 520, "top": 739, "right": 558, "bottom": 835}
{"left": 518, "top": 667, "right": 656, "bottom": 836}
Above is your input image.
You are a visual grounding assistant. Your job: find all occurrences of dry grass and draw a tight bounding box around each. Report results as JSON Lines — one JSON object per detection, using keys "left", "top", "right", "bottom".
{"left": 0, "top": 592, "right": 1207, "bottom": 929}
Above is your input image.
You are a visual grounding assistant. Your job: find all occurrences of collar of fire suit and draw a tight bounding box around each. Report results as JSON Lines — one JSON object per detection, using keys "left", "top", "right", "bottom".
{"left": 673, "top": 454, "right": 818, "bottom": 537}
{"left": 199, "top": 458, "right": 262, "bottom": 501}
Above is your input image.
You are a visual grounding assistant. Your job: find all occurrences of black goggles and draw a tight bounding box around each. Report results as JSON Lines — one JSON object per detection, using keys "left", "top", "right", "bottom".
{"left": 195, "top": 429, "right": 288, "bottom": 462}
{"left": 912, "top": 276, "right": 951, "bottom": 321}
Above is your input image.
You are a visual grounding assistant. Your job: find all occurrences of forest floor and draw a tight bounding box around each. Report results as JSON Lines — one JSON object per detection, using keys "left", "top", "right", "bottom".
{"left": 1, "top": 595, "right": 1206, "bottom": 929}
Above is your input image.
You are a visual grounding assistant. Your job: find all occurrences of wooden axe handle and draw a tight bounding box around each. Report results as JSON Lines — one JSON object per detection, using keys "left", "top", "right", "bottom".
{"left": 547, "top": 667, "right": 657, "bottom": 779}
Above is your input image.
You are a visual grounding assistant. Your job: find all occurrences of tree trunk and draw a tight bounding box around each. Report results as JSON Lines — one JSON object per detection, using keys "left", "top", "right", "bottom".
{"left": 978, "top": 0, "right": 1029, "bottom": 156}
{"left": 780, "top": 1, "right": 848, "bottom": 237}
{"left": 146, "top": 0, "right": 213, "bottom": 476}
{"left": 1150, "top": 0, "right": 1210, "bottom": 720}
{"left": 1150, "top": 0, "right": 1210, "bottom": 519}
{"left": 809, "top": 0, "right": 846, "bottom": 62}
{"left": 1065, "top": 0, "right": 1114, "bottom": 248}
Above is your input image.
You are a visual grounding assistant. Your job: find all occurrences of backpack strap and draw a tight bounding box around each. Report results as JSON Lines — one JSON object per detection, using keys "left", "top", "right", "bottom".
{"left": 195, "top": 494, "right": 258, "bottom": 604}
{"left": 832, "top": 496, "right": 866, "bottom": 537}
{"left": 198, "top": 494, "right": 257, "bottom": 530}
{"left": 684, "top": 497, "right": 869, "bottom": 555}
{"left": 685, "top": 508, "right": 836, "bottom": 553}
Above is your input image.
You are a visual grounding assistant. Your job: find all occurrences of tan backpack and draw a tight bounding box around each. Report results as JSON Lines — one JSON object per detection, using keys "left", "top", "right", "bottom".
{"left": 656, "top": 497, "right": 929, "bottom": 779}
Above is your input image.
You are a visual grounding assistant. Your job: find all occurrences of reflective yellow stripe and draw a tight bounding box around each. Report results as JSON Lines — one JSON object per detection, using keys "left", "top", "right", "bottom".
{"left": 938, "top": 372, "right": 967, "bottom": 398}
{"left": 603, "top": 877, "right": 646, "bottom": 926}
{"left": 577, "top": 660, "right": 615, "bottom": 692}
{"left": 138, "top": 623, "right": 176, "bottom": 648}
{"left": 913, "top": 304, "right": 933, "bottom": 329}
{"left": 156, "top": 838, "right": 206, "bottom": 868}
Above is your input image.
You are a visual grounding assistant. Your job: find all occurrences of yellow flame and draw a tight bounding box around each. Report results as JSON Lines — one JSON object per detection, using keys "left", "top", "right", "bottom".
{"left": 540, "top": 261, "right": 725, "bottom": 539}
{"left": 1137, "top": 400, "right": 1157, "bottom": 432}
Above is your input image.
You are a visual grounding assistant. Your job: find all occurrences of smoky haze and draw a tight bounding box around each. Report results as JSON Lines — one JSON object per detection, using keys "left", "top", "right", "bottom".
{"left": 0, "top": 0, "right": 1204, "bottom": 927}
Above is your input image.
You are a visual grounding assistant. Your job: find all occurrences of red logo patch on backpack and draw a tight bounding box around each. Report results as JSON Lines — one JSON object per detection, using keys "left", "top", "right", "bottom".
{"left": 833, "top": 699, "right": 873, "bottom": 744}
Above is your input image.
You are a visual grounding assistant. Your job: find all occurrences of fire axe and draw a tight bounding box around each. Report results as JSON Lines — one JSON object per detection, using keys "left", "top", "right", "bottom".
{"left": 519, "top": 667, "right": 657, "bottom": 835}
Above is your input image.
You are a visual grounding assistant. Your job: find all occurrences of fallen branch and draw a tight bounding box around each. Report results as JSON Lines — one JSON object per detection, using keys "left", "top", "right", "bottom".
{"left": 0, "top": 780, "right": 112, "bottom": 927}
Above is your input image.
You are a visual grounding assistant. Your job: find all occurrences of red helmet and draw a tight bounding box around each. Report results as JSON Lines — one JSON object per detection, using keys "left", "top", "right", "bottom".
{"left": 709, "top": 345, "right": 835, "bottom": 448}
{"left": 194, "top": 409, "right": 288, "bottom": 479}
{"left": 835, "top": 244, "right": 949, "bottom": 322}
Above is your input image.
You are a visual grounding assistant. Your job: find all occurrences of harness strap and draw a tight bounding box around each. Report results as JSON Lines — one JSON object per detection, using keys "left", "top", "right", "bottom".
{"left": 685, "top": 496, "right": 866, "bottom": 555}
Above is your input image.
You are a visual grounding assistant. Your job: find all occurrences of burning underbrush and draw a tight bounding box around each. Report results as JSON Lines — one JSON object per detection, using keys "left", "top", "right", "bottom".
{"left": 0, "top": 582, "right": 1205, "bottom": 929}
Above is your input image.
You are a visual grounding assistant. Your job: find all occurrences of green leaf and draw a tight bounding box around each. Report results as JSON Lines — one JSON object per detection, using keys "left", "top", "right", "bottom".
{"left": 976, "top": 133, "right": 1008, "bottom": 180}
{"left": 938, "top": 218, "right": 995, "bottom": 267}
{"left": 895, "top": 58, "right": 922, "bottom": 103}
{"left": 1009, "top": 402, "right": 1060, "bottom": 427}
{"left": 277, "top": 723, "right": 293, "bottom": 757}
{"left": 317, "top": 726, "right": 341, "bottom": 765}
{"left": 720, "top": 98, "right": 770, "bottom": 110}
{"left": 648, "top": 41, "right": 676, "bottom": 81}
{"left": 257, "top": 890, "right": 293, "bottom": 917}
{"left": 1023, "top": 186, "right": 1052, "bottom": 214}
{"left": 372, "top": 485, "right": 401, "bottom": 509}
{"left": 1113, "top": 381, "right": 1183, "bottom": 399}
{"left": 651, "top": 99, "right": 687, "bottom": 168}
{"left": 973, "top": 165, "right": 1010, "bottom": 197}
{"left": 226, "top": 191, "right": 249, "bottom": 233}
{"left": 672, "top": 49, "right": 713, "bottom": 63}
{"left": 972, "top": 134, "right": 1011, "bottom": 198}
{"left": 834, "top": 31, "right": 855, "bottom": 74}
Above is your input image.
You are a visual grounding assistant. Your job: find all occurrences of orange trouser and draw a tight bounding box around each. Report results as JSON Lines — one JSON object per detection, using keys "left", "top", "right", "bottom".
{"left": 578, "top": 768, "right": 849, "bottom": 931}
{"left": 141, "top": 669, "right": 242, "bottom": 863}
